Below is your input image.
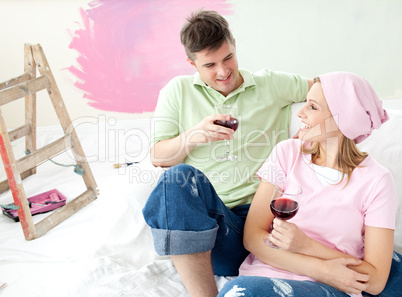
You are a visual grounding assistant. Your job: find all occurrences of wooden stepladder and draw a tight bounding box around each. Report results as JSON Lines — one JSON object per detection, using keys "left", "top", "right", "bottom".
{"left": 0, "top": 44, "right": 98, "bottom": 240}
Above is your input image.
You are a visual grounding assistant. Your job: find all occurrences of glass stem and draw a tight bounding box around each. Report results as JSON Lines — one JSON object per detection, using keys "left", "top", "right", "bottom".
{"left": 224, "top": 139, "right": 230, "bottom": 156}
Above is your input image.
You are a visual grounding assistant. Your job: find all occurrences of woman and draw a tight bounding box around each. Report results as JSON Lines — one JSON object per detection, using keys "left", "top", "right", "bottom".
{"left": 218, "top": 72, "right": 399, "bottom": 297}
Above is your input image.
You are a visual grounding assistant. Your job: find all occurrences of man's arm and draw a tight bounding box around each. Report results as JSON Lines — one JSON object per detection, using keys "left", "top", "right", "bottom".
{"left": 151, "top": 114, "right": 235, "bottom": 167}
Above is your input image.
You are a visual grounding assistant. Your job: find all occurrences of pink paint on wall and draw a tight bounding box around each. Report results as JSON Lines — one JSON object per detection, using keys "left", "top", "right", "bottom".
{"left": 67, "top": 0, "right": 233, "bottom": 113}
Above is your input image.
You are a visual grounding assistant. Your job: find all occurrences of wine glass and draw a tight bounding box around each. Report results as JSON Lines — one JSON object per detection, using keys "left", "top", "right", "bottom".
{"left": 264, "top": 182, "right": 302, "bottom": 248}
{"left": 213, "top": 104, "right": 239, "bottom": 161}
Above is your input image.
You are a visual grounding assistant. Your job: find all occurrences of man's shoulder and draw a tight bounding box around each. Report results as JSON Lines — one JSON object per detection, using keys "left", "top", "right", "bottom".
{"left": 160, "top": 74, "right": 196, "bottom": 96}
{"left": 239, "top": 69, "right": 281, "bottom": 89}
{"left": 251, "top": 69, "right": 298, "bottom": 81}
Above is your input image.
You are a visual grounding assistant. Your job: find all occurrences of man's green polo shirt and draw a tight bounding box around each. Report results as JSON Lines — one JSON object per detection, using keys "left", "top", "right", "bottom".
{"left": 151, "top": 69, "right": 308, "bottom": 208}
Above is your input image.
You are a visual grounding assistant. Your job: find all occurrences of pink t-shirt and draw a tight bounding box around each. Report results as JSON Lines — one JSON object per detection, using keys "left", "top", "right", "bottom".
{"left": 240, "top": 139, "right": 398, "bottom": 283}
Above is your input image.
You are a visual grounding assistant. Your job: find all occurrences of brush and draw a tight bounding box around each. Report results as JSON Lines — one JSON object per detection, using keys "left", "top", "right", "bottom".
{"left": 113, "top": 162, "right": 139, "bottom": 169}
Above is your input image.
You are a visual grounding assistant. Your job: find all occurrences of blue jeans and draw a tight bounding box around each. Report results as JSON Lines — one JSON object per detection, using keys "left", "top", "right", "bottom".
{"left": 218, "top": 276, "right": 350, "bottom": 297}
{"left": 218, "top": 252, "right": 402, "bottom": 296}
{"left": 142, "top": 164, "right": 250, "bottom": 276}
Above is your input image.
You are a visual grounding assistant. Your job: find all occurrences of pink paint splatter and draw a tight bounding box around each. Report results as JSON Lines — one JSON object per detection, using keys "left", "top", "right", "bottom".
{"left": 67, "top": 0, "right": 233, "bottom": 113}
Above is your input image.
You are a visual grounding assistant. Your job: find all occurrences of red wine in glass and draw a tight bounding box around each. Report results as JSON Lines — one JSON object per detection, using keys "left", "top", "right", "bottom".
{"left": 213, "top": 117, "right": 239, "bottom": 131}
{"left": 214, "top": 104, "right": 239, "bottom": 161}
{"left": 270, "top": 198, "right": 299, "bottom": 220}
{"left": 264, "top": 182, "right": 302, "bottom": 248}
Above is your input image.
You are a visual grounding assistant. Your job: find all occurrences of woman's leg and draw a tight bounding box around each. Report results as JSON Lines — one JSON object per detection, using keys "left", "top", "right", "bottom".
{"left": 218, "top": 276, "right": 350, "bottom": 297}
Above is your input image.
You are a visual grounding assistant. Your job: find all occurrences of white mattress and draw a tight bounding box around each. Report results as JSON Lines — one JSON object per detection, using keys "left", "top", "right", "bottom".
{"left": 1, "top": 99, "right": 401, "bottom": 296}
{"left": 0, "top": 118, "right": 232, "bottom": 297}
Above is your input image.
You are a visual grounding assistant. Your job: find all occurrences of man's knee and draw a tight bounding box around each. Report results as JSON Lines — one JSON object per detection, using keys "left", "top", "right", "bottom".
{"left": 164, "top": 164, "right": 209, "bottom": 188}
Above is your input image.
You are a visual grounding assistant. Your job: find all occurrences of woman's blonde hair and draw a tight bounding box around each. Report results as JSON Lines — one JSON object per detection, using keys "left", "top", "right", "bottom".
{"left": 301, "top": 77, "right": 368, "bottom": 185}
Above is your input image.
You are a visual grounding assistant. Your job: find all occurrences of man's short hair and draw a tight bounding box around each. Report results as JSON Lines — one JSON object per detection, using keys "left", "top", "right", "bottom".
{"left": 180, "top": 10, "right": 234, "bottom": 61}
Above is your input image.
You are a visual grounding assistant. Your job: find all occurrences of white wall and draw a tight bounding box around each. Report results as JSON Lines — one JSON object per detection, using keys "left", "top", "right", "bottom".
{"left": 230, "top": 0, "right": 402, "bottom": 98}
{"left": 0, "top": 0, "right": 138, "bottom": 129}
{"left": 1, "top": 0, "right": 401, "bottom": 129}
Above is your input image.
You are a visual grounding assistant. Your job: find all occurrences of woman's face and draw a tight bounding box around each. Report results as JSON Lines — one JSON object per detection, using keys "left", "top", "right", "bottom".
{"left": 297, "top": 82, "right": 342, "bottom": 144}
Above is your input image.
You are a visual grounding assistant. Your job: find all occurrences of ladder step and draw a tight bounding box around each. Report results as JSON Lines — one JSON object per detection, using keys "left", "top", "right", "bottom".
{"left": 34, "top": 188, "right": 97, "bottom": 239}
{"left": 9, "top": 124, "right": 31, "bottom": 142}
{"left": 0, "top": 75, "right": 49, "bottom": 106}
{"left": 0, "top": 170, "right": 32, "bottom": 194}
{"left": 0, "top": 73, "right": 31, "bottom": 91}
{"left": 16, "top": 135, "right": 72, "bottom": 173}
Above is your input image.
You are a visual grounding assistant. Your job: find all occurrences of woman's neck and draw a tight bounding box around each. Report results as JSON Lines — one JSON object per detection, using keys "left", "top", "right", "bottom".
{"left": 313, "top": 138, "right": 340, "bottom": 170}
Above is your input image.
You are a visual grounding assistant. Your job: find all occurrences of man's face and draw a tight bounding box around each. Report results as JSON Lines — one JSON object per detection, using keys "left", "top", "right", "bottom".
{"left": 188, "top": 41, "right": 243, "bottom": 97}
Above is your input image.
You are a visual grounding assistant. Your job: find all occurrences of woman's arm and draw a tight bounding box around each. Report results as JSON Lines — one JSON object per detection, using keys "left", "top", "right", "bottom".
{"left": 243, "top": 181, "right": 371, "bottom": 295}
{"left": 270, "top": 218, "right": 394, "bottom": 295}
{"left": 358, "top": 226, "right": 394, "bottom": 295}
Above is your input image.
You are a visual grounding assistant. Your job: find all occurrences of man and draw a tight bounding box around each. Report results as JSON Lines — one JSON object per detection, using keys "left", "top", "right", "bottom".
{"left": 143, "top": 10, "right": 313, "bottom": 297}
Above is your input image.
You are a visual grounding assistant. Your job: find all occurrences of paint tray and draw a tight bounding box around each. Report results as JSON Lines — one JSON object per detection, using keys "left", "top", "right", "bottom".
{"left": 1, "top": 189, "right": 67, "bottom": 222}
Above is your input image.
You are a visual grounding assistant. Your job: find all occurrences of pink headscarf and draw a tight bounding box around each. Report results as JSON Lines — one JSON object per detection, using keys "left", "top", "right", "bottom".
{"left": 318, "top": 71, "right": 389, "bottom": 144}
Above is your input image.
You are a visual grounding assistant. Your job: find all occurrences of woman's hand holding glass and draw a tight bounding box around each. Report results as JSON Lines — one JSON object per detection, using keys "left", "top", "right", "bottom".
{"left": 264, "top": 182, "right": 302, "bottom": 248}
{"left": 269, "top": 218, "right": 311, "bottom": 253}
